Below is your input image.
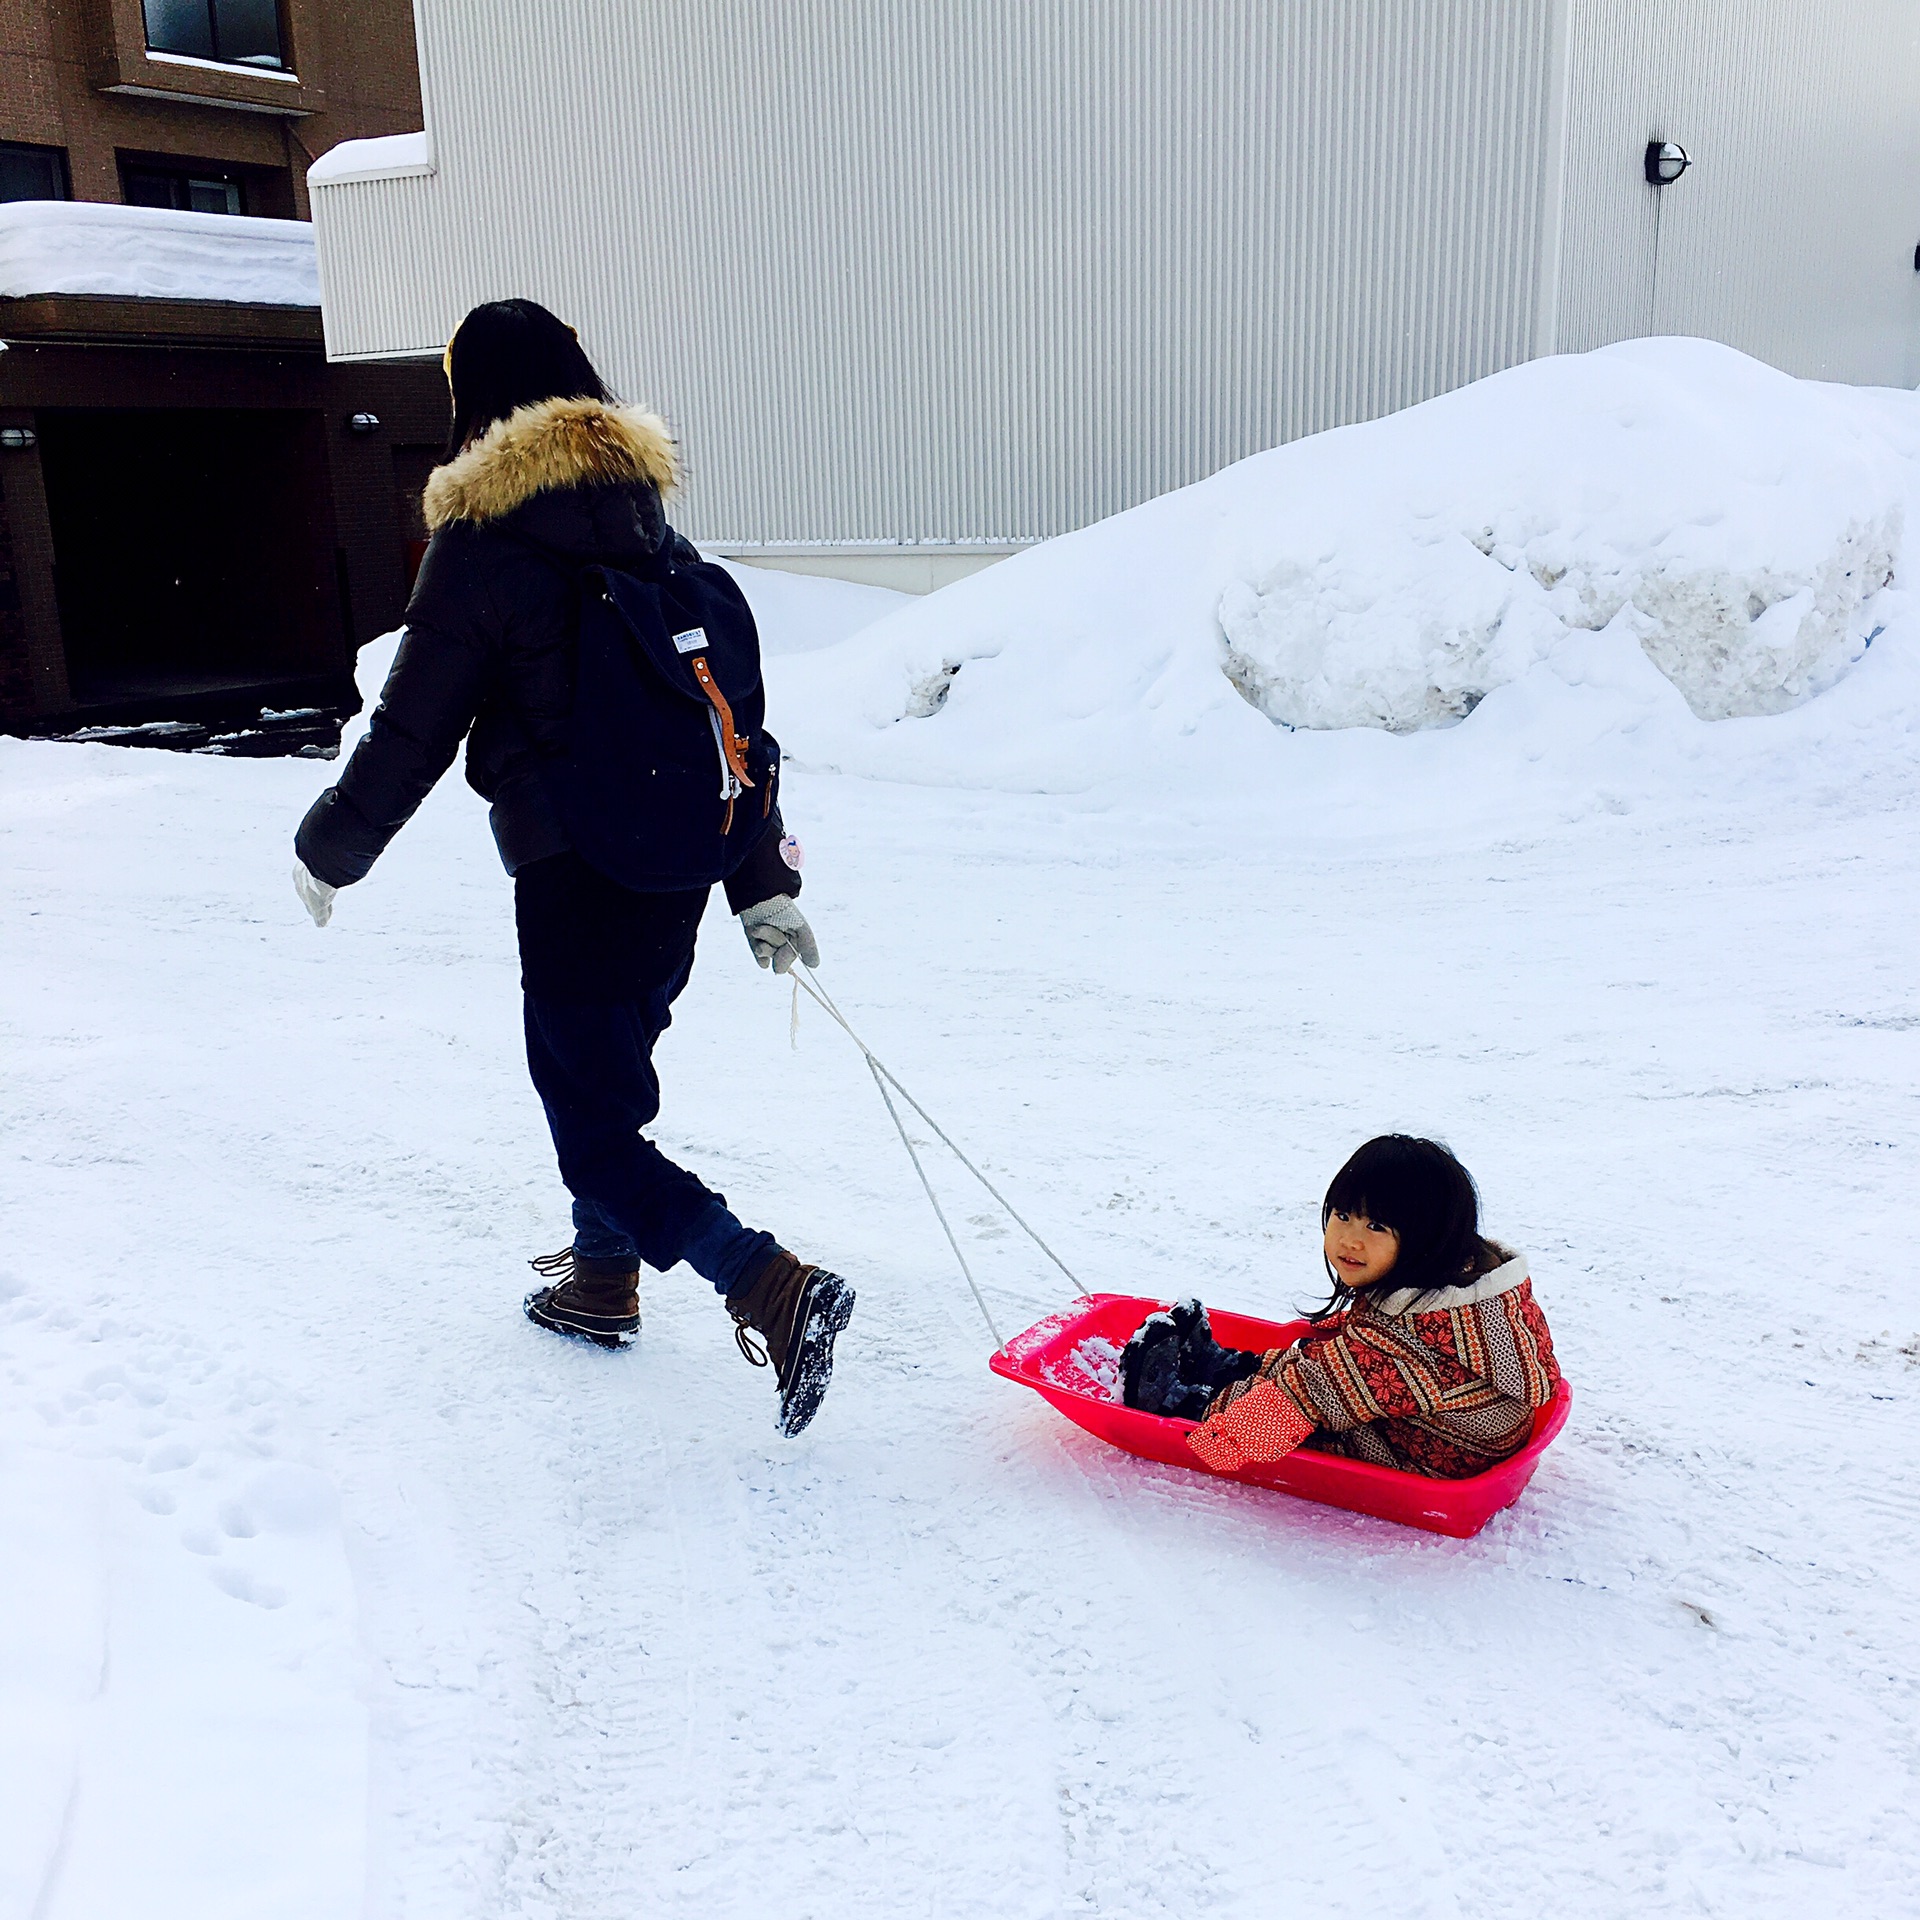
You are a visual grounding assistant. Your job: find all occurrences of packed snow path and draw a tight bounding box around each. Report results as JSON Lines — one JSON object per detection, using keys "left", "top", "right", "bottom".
{"left": 5, "top": 727, "right": 1917, "bottom": 1918}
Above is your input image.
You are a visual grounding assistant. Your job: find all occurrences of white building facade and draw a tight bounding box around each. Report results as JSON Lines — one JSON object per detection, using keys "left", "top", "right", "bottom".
{"left": 310, "top": 1, "right": 1920, "bottom": 584}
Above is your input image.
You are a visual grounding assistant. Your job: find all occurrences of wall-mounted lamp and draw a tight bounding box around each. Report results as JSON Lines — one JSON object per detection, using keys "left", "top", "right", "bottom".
{"left": 1645, "top": 141, "right": 1690, "bottom": 186}
{"left": 347, "top": 412, "right": 382, "bottom": 434}
{"left": 0, "top": 426, "right": 36, "bottom": 451}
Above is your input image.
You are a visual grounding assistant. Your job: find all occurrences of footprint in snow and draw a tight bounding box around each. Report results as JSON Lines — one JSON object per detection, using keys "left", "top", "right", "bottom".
{"left": 210, "top": 1564, "right": 288, "bottom": 1609}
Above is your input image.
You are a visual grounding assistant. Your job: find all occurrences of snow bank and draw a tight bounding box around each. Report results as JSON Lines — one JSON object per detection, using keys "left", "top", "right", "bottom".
{"left": 0, "top": 200, "right": 319, "bottom": 306}
{"left": 770, "top": 341, "right": 1918, "bottom": 794}
{"left": 1221, "top": 345, "right": 1902, "bottom": 729}
{"left": 711, "top": 560, "right": 910, "bottom": 657}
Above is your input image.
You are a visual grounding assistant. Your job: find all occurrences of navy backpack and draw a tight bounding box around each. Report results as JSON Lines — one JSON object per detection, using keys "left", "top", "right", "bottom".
{"left": 533, "top": 542, "right": 781, "bottom": 893}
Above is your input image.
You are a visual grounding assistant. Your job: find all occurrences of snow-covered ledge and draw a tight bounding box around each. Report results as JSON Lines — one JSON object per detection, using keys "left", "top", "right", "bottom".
{"left": 307, "top": 132, "right": 435, "bottom": 188}
{"left": 0, "top": 201, "right": 319, "bottom": 307}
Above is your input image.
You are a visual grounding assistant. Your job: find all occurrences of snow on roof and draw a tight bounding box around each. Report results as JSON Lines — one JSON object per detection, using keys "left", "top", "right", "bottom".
{"left": 306, "top": 131, "right": 433, "bottom": 188}
{"left": 0, "top": 200, "right": 319, "bottom": 308}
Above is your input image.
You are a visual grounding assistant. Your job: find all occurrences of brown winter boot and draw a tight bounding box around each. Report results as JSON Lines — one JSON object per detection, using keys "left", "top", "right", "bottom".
{"left": 726, "top": 1249, "right": 856, "bottom": 1437}
{"left": 523, "top": 1247, "right": 640, "bottom": 1349}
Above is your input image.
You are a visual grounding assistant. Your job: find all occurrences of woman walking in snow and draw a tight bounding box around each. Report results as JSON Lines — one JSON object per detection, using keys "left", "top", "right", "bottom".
{"left": 292, "top": 299, "right": 853, "bottom": 1436}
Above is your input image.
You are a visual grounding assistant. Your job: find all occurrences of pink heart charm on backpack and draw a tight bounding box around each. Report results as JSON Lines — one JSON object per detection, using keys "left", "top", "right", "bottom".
{"left": 779, "top": 833, "right": 804, "bottom": 871}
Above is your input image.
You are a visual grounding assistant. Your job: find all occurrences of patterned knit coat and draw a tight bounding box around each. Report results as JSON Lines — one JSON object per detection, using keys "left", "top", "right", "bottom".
{"left": 1187, "top": 1255, "right": 1560, "bottom": 1480}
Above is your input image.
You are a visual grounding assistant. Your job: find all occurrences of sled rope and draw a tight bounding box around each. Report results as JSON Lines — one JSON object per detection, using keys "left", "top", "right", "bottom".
{"left": 792, "top": 969, "right": 1089, "bottom": 1351}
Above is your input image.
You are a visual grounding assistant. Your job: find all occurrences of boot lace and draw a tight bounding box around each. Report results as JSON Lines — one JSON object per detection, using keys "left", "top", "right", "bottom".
{"left": 729, "top": 1306, "right": 771, "bottom": 1368}
{"left": 529, "top": 1246, "right": 576, "bottom": 1281}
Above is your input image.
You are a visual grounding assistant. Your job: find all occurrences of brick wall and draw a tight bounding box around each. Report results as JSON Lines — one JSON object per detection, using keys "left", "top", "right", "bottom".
{"left": 293, "top": 0, "right": 426, "bottom": 213}
{"left": 0, "top": 0, "right": 423, "bottom": 216}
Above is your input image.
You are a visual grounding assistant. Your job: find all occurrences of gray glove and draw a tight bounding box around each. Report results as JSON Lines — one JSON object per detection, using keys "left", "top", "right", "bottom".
{"left": 738, "top": 895, "right": 819, "bottom": 974}
{"left": 293, "top": 860, "right": 337, "bottom": 928}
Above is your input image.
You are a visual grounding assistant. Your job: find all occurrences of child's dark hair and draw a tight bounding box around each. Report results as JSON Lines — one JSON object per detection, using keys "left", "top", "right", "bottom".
{"left": 445, "top": 298, "right": 614, "bottom": 455}
{"left": 1312, "top": 1135, "right": 1494, "bottom": 1318}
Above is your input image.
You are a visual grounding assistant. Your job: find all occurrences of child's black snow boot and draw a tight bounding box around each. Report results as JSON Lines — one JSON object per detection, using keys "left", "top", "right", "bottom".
{"left": 726, "top": 1249, "right": 855, "bottom": 1437}
{"left": 524, "top": 1247, "right": 640, "bottom": 1349}
{"left": 1121, "top": 1312, "right": 1214, "bottom": 1419}
{"left": 1169, "top": 1298, "right": 1262, "bottom": 1396}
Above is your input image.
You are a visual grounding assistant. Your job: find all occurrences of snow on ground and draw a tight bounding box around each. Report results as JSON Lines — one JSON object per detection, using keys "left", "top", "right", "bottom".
{"left": 0, "top": 200, "right": 320, "bottom": 307}
{"left": 4, "top": 343, "right": 1919, "bottom": 1920}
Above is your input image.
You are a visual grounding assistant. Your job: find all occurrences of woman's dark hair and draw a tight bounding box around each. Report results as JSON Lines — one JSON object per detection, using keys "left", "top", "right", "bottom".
{"left": 1311, "top": 1134, "right": 1488, "bottom": 1318}
{"left": 444, "top": 298, "right": 614, "bottom": 455}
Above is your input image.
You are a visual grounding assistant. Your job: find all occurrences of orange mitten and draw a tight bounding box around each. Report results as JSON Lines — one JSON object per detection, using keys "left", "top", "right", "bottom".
{"left": 1185, "top": 1379, "right": 1315, "bottom": 1473}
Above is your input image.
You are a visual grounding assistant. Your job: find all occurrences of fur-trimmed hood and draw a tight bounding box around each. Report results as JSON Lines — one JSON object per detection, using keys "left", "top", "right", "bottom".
{"left": 1372, "top": 1252, "right": 1531, "bottom": 1320}
{"left": 423, "top": 396, "right": 678, "bottom": 531}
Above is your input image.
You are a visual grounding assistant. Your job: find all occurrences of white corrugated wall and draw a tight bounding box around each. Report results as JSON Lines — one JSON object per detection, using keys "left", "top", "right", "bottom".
{"left": 315, "top": 1, "right": 1563, "bottom": 547}
{"left": 1555, "top": 0, "right": 1920, "bottom": 384}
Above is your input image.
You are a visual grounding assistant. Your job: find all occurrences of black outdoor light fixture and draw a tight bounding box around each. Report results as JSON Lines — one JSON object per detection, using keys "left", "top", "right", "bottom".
{"left": 347, "top": 411, "right": 382, "bottom": 434}
{"left": 0, "top": 426, "right": 36, "bottom": 451}
{"left": 1645, "top": 140, "right": 1690, "bottom": 186}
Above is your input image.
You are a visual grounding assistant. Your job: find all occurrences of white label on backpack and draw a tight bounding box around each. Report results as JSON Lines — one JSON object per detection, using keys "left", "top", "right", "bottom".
{"left": 672, "top": 627, "right": 708, "bottom": 654}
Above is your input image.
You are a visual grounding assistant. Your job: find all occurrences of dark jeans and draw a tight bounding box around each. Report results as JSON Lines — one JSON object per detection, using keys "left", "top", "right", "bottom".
{"left": 518, "top": 853, "right": 774, "bottom": 1294}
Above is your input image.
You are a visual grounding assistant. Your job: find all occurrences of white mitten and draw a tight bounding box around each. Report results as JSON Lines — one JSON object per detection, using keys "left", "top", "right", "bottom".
{"left": 293, "top": 860, "right": 337, "bottom": 928}
{"left": 738, "top": 895, "right": 819, "bottom": 974}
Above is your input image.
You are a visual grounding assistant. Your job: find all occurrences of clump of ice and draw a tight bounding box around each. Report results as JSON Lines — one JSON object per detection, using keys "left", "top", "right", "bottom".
{"left": 769, "top": 339, "right": 1917, "bottom": 793}
{"left": 1042, "top": 1335, "right": 1125, "bottom": 1403}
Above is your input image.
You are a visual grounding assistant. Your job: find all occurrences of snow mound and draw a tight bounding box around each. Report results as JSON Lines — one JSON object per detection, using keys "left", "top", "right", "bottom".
{"left": 770, "top": 341, "right": 1916, "bottom": 792}
{"left": 711, "top": 559, "right": 910, "bottom": 657}
{"left": 1220, "top": 346, "right": 1901, "bottom": 729}
{"left": 0, "top": 200, "right": 319, "bottom": 306}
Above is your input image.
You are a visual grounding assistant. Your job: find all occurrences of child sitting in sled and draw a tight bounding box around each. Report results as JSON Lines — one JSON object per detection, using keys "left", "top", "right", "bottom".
{"left": 1122, "top": 1135, "right": 1560, "bottom": 1480}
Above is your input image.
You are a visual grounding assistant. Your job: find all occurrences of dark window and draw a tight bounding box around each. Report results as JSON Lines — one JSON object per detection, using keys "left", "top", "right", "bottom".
{"left": 40, "top": 408, "right": 343, "bottom": 706}
{"left": 120, "top": 150, "right": 295, "bottom": 219}
{"left": 143, "top": 0, "right": 286, "bottom": 70}
{"left": 0, "top": 141, "right": 71, "bottom": 203}
{"left": 123, "top": 160, "right": 247, "bottom": 216}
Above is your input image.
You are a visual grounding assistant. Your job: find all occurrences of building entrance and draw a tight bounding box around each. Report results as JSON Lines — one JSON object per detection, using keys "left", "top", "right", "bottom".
{"left": 39, "top": 407, "right": 344, "bottom": 711}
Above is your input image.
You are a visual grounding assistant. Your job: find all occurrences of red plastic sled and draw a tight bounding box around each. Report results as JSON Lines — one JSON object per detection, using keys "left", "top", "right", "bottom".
{"left": 990, "top": 1293, "right": 1572, "bottom": 1539}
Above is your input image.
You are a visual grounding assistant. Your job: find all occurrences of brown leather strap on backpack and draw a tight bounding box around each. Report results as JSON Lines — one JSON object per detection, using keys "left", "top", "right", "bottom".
{"left": 690, "top": 654, "right": 756, "bottom": 790}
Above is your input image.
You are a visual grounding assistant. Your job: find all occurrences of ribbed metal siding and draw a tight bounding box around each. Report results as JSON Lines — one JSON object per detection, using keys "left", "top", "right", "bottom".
{"left": 1555, "top": 0, "right": 1920, "bottom": 383}
{"left": 314, "top": 1, "right": 1562, "bottom": 546}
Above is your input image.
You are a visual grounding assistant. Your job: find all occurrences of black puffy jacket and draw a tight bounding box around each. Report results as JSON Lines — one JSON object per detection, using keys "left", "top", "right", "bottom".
{"left": 294, "top": 397, "right": 799, "bottom": 915}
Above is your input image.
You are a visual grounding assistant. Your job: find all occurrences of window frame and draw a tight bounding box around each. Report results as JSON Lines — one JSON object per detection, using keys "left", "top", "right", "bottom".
{"left": 82, "top": 0, "right": 325, "bottom": 118}
{"left": 0, "top": 141, "right": 74, "bottom": 204}
{"left": 141, "top": 0, "right": 289, "bottom": 75}
{"left": 121, "top": 157, "right": 248, "bottom": 216}
{"left": 115, "top": 149, "right": 299, "bottom": 221}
